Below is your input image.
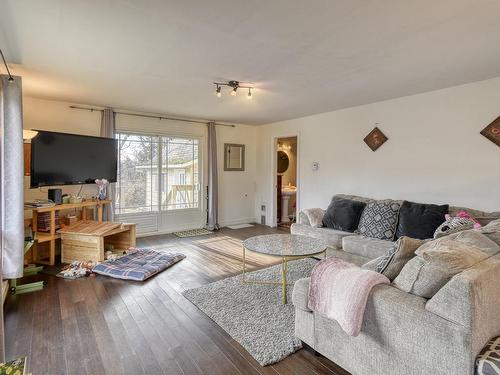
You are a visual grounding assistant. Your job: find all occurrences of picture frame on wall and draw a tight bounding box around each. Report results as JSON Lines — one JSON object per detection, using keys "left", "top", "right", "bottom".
{"left": 480, "top": 116, "right": 500, "bottom": 147}
{"left": 224, "top": 143, "right": 245, "bottom": 171}
{"left": 363, "top": 126, "right": 388, "bottom": 151}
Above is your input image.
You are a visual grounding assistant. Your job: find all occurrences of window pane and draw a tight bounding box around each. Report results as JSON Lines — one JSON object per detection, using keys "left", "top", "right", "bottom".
{"left": 161, "top": 137, "right": 199, "bottom": 210}
{"left": 115, "top": 133, "right": 159, "bottom": 214}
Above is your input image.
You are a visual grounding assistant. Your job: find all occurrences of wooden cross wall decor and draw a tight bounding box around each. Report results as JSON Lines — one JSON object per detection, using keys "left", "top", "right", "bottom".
{"left": 480, "top": 116, "right": 500, "bottom": 147}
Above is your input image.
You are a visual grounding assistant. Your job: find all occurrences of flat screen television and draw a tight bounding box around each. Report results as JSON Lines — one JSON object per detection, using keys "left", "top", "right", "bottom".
{"left": 30, "top": 130, "right": 118, "bottom": 187}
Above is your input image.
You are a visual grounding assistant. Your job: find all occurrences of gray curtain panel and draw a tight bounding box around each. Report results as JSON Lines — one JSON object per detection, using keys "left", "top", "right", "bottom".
{"left": 100, "top": 108, "right": 116, "bottom": 221}
{"left": 207, "top": 122, "right": 219, "bottom": 231}
{"left": 1, "top": 75, "right": 24, "bottom": 279}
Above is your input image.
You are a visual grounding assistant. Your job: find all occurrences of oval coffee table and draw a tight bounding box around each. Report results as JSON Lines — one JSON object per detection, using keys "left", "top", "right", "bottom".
{"left": 242, "top": 234, "right": 327, "bottom": 304}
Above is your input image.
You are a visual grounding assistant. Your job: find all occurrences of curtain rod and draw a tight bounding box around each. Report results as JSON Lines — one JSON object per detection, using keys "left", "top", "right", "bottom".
{"left": 69, "top": 105, "right": 236, "bottom": 127}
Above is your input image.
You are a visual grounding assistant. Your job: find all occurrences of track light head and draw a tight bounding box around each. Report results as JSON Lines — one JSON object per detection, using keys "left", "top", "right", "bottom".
{"left": 213, "top": 80, "right": 254, "bottom": 100}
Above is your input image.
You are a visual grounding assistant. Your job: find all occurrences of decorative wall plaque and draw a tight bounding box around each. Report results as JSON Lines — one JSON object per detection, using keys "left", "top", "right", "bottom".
{"left": 363, "top": 126, "right": 388, "bottom": 151}
{"left": 480, "top": 116, "right": 500, "bottom": 147}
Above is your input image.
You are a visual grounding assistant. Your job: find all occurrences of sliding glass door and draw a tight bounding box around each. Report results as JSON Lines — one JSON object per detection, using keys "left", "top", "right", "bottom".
{"left": 115, "top": 132, "right": 202, "bottom": 234}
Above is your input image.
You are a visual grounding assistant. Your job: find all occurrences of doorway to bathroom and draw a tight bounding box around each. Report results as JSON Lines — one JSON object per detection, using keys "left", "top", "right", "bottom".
{"left": 275, "top": 136, "right": 298, "bottom": 229}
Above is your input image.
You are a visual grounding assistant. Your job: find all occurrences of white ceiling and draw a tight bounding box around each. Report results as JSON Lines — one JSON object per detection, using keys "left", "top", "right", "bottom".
{"left": 1, "top": 0, "right": 500, "bottom": 125}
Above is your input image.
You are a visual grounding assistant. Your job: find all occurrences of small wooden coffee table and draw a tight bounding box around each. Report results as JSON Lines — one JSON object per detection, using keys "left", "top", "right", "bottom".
{"left": 59, "top": 220, "right": 136, "bottom": 263}
{"left": 242, "top": 234, "right": 327, "bottom": 304}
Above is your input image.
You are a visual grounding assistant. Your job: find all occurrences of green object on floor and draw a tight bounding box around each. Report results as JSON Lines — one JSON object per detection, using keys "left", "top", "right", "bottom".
{"left": 9, "top": 241, "right": 45, "bottom": 295}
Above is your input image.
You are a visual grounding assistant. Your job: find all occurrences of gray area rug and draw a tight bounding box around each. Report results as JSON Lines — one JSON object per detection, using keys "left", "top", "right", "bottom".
{"left": 182, "top": 258, "right": 317, "bottom": 366}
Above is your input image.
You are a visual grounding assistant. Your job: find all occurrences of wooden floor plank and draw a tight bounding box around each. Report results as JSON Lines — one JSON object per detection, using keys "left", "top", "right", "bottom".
{"left": 4, "top": 224, "right": 349, "bottom": 375}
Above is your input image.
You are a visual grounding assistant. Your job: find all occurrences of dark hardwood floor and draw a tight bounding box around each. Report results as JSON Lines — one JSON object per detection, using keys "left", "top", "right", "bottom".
{"left": 4, "top": 224, "right": 349, "bottom": 375}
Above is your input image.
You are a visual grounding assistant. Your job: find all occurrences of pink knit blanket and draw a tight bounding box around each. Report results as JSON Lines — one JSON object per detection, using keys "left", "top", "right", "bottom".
{"left": 308, "top": 257, "right": 389, "bottom": 336}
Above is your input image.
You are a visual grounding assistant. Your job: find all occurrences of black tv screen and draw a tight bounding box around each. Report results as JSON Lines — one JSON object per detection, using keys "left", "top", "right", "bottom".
{"left": 30, "top": 130, "right": 117, "bottom": 187}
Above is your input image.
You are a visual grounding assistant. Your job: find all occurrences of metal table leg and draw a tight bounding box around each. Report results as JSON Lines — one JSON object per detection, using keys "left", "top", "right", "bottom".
{"left": 282, "top": 257, "right": 288, "bottom": 304}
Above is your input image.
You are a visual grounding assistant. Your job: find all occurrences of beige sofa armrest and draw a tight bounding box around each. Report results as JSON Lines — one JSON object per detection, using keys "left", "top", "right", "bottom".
{"left": 298, "top": 210, "right": 311, "bottom": 226}
{"left": 292, "top": 277, "right": 311, "bottom": 311}
{"left": 298, "top": 208, "right": 325, "bottom": 226}
{"left": 426, "top": 257, "right": 500, "bottom": 355}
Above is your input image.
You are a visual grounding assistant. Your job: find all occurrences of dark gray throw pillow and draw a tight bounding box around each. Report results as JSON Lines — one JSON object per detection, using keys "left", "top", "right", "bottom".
{"left": 395, "top": 201, "right": 448, "bottom": 240}
{"left": 322, "top": 196, "right": 366, "bottom": 232}
{"left": 357, "top": 200, "right": 401, "bottom": 240}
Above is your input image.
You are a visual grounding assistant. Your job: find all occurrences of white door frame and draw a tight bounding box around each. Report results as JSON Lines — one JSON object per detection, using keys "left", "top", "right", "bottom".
{"left": 269, "top": 133, "right": 300, "bottom": 227}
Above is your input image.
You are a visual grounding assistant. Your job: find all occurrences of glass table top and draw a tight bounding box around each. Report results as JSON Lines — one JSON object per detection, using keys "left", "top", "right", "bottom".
{"left": 243, "top": 234, "right": 327, "bottom": 257}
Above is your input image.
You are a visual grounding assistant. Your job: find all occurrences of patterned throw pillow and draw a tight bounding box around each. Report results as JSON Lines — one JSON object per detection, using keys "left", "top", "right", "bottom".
{"left": 476, "top": 336, "right": 500, "bottom": 375}
{"left": 434, "top": 215, "right": 476, "bottom": 238}
{"left": 357, "top": 200, "right": 401, "bottom": 240}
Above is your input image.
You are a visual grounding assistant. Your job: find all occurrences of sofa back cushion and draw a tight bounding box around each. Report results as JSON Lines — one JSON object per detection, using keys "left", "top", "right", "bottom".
{"left": 342, "top": 235, "right": 395, "bottom": 260}
{"left": 477, "top": 219, "right": 500, "bottom": 246}
{"left": 356, "top": 200, "right": 401, "bottom": 240}
{"left": 393, "top": 232, "right": 499, "bottom": 298}
{"left": 322, "top": 196, "right": 366, "bottom": 232}
{"left": 449, "top": 206, "right": 500, "bottom": 226}
{"left": 395, "top": 201, "right": 449, "bottom": 240}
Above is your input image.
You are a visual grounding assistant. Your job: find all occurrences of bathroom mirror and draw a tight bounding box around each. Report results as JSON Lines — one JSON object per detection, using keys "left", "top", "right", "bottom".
{"left": 277, "top": 150, "right": 289, "bottom": 173}
{"left": 224, "top": 143, "right": 245, "bottom": 171}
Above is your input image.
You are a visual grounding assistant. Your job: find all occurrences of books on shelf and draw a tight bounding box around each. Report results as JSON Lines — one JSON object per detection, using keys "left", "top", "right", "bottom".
{"left": 36, "top": 211, "right": 61, "bottom": 232}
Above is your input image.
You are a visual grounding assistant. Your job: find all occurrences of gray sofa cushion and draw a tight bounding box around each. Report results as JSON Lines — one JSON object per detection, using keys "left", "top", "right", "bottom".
{"left": 363, "top": 236, "right": 425, "bottom": 281}
{"left": 329, "top": 247, "right": 369, "bottom": 266}
{"left": 446, "top": 230, "right": 500, "bottom": 256}
{"left": 291, "top": 223, "right": 351, "bottom": 249}
{"left": 393, "top": 235, "right": 496, "bottom": 298}
{"left": 322, "top": 196, "right": 366, "bottom": 232}
{"left": 477, "top": 219, "right": 500, "bottom": 246}
{"left": 342, "top": 235, "right": 394, "bottom": 260}
{"left": 357, "top": 199, "right": 401, "bottom": 240}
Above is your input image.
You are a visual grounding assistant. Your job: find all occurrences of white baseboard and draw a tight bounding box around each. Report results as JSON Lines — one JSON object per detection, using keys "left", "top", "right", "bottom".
{"left": 219, "top": 217, "right": 257, "bottom": 228}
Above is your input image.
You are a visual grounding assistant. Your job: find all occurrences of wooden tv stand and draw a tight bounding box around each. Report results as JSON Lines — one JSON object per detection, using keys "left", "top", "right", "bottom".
{"left": 28, "top": 200, "right": 111, "bottom": 265}
{"left": 59, "top": 220, "right": 136, "bottom": 263}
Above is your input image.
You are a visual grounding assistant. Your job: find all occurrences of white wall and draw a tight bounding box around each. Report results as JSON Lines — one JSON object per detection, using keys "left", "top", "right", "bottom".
{"left": 256, "top": 77, "right": 500, "bottom": 226}
{"left": 22, "top": 97, "right": 258, "bottom": 232}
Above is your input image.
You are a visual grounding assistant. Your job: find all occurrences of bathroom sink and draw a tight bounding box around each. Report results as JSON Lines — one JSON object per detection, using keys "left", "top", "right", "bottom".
{"left": 281, "top": 186, "right": 297, "bottom": 196}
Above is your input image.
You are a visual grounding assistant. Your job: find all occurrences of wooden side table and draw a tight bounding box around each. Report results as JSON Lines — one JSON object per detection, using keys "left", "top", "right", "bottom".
{"left": 59, "top": 220, "right": 136, "bottom": 263}
{"left": 27, "top": 200, "right": 111, "bottom": 265}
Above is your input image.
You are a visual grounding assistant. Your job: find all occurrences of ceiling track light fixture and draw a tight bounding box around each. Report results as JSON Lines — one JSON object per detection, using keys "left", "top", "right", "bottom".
{"left": 213, "top": 80, "right": 254, "bottom": 99}
{"left": 0, "top": 49, "right": 14, "bottom": 82}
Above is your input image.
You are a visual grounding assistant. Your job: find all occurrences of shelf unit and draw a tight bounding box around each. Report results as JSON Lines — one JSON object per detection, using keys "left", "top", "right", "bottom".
{"left": 27, "top": 200, "right": 111, "bottom": 265}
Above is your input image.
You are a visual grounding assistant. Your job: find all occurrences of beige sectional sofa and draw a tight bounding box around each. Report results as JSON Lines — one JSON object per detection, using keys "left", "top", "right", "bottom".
{"left": 291, "top": 194, "right": 500, "bottom": 375}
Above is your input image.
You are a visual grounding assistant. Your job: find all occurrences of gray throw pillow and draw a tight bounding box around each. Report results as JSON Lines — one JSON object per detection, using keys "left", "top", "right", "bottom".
{"left": 477, "top": 219, "right": 500, "bottom": 246}
{"left": 357, "top": 200, "right": 401, "bottom": 240}
{"left": 445, "top": 229, "right": 500, "bottom": 256}
{"left": 393, "top": 236, "right": 494, "bottom": 298}
{"left": 362, "top": 236, "right": 424, "bottom": 281}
